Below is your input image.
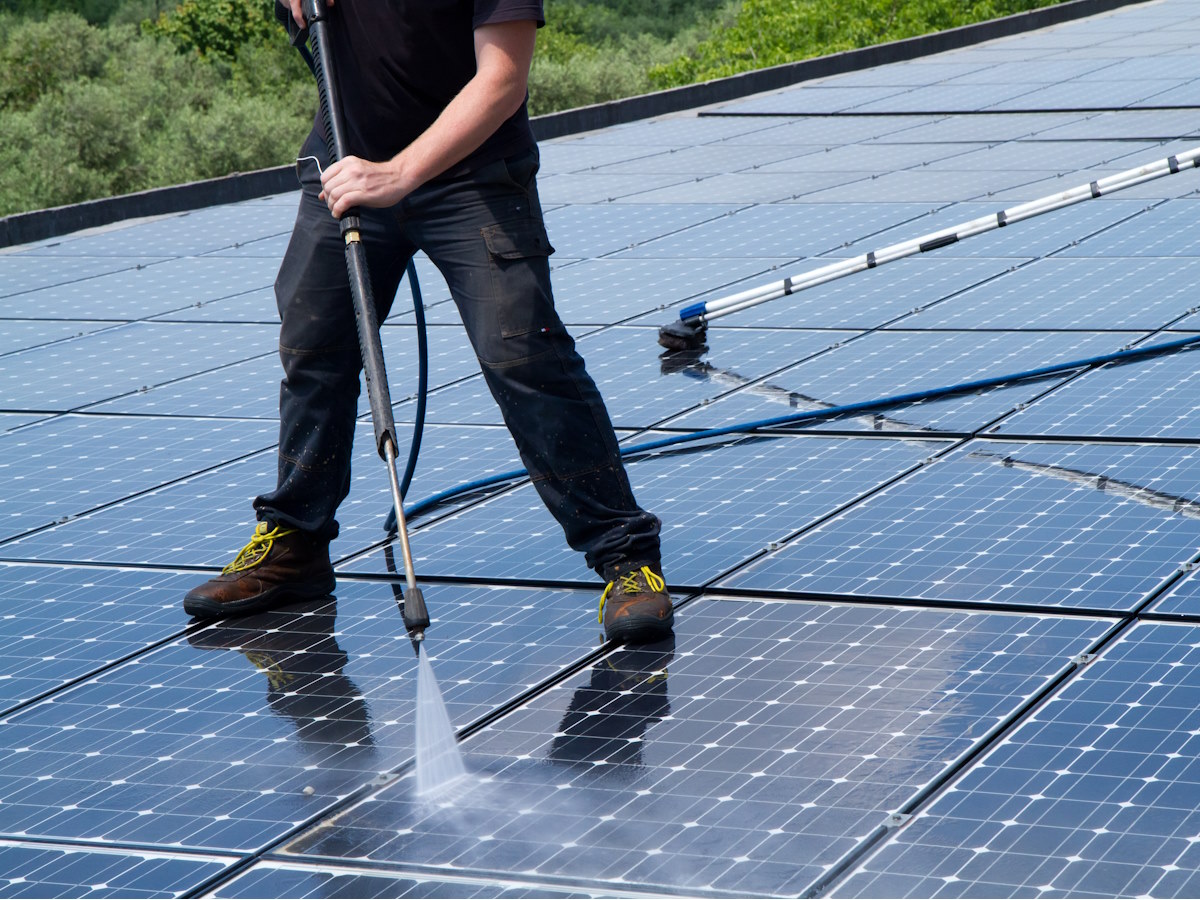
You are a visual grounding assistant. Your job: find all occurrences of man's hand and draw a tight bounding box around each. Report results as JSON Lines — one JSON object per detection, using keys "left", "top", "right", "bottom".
{"left": 319, "top": 156, "right": 409, "bottom": 218}
{"left": 286, "top": 0, "right": 332, "bottom": 30}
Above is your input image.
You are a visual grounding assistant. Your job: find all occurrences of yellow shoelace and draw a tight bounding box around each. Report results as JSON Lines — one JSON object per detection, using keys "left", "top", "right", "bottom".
{"left": 221, "top": 522, "right": 297, "bottom": 574}
{"left": 598, "top": 565, "right": 666, "bottom": 622}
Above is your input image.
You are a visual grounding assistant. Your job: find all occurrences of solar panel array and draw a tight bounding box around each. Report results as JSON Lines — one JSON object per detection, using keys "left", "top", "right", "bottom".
{"left": 3, "top": 0, "right": 1200, "bottom": 895}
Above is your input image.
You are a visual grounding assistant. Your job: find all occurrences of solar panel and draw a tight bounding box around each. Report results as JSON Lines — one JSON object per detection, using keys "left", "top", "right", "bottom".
{"left": 340, "top": 433, "right": 941, "bottom": 583}
{"left": 613, "top": 202, "right": 938, "bottom": 260}
{"left": 0, "top": 421, "right": 523, "bottom": 568}
{"left": 0, "top": 580, "right": 600, "bottom": 852}
{"left": 992, "top": 342, "right": 1200, "bottom": 440}
{"left": 1, "top": 258, "right": 281, "bottom": 321}
{"left": 0, "top": 841, "right": 233, "bottom": 899}
{"left": 0, "top": 414, "right": 278, "bottom": 541}
{"left": 276, "top": 599, "right": 1110, "bottom": 897}
{"left": 723, "top": 440, "right": 1200, "bottom": 612}
{"left": 669, "top": 330, "right": 1131, "bottom": 434}
{"left": 908, "top": 257, "right": 1200, "bottom": 329}
{"left": 0, "top": 321, "right": 113, "bottom": 357}
{"left": 833, "top": 621, "right": 1200, "bottom": 898}
{"left": 212, "top": 861, "right": 607, "bottom": 899}
{"left": 6, "top": 1, "right": 1200, "bottom": 895}
{"left": 0, "top": 322, "right": 278, "bottom": 412}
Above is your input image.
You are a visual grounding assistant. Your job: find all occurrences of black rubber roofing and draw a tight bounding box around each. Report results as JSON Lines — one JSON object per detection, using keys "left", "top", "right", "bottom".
{"left": 3, "top": 1, "right": 1200, "bottom": 896}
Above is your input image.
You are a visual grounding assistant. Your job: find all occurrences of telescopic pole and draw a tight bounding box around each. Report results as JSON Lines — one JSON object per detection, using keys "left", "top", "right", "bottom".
{"left": 659, "top": 146, "right": 1200, "bottom": 349}
{"left": 299, "top": 0, "right": 430, "bottom": 639}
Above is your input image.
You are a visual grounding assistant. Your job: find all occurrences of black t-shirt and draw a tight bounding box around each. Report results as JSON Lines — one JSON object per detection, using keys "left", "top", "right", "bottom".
{"left": 324, "top": 0, "right": 545, "bottom": 176}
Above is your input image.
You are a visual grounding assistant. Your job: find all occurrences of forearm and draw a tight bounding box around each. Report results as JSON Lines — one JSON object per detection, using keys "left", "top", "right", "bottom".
{"left": 387, "top": 66, "right": 528, "bottom": 197}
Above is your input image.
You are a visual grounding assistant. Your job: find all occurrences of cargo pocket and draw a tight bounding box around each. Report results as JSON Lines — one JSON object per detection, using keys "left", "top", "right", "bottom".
{"left": 481, "top": 217, "right": 559, "bottom": 339}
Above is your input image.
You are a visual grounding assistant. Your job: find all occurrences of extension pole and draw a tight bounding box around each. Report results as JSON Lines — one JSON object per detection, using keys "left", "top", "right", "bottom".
{"left": 301, "top": 0, "right": 429, "bottom": 638}
{"left": 659, "top": 145, "right": 1200, "bottom": 348}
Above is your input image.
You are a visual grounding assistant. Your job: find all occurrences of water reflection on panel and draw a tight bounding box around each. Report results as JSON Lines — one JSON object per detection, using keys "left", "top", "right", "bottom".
{"left": 0, "top": 580, "right": 597, "bottom": 852}
{"left": 280, "top": 599, "right": 1108, "bottom": 897}
{"left": 834, "top": 622, "right": 1200, "bottom": 899}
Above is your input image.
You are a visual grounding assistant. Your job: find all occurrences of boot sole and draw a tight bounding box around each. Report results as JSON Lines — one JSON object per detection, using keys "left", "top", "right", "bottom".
{"left": 183, "top": 576, "right": 336, "bottom": 620}
{"left": 605, "top": 608, "right": 675, "bottom": 645}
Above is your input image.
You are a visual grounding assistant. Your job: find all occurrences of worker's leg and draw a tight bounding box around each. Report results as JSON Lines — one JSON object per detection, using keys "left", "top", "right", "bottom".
{"left": 403, "top": 149, "right": 670, "bottom": 642}
{"left": 184, "top": 130, "right": 412, "bottom": 619}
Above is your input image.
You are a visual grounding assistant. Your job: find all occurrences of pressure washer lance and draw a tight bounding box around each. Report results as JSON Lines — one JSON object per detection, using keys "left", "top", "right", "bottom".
{"left": 300, "top": 0, "right": 430, "bottom": 640}
{"left": 658, "top": 145, "right": 1200, "bottom": 350}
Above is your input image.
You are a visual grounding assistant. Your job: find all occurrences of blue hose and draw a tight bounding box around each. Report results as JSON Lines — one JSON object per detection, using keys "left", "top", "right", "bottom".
{"left": 395, "top": 333, "right": 1200, "bottom": 524}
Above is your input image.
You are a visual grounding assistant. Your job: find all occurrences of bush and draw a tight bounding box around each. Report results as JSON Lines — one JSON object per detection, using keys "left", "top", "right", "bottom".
{"left": 651, "top": 0, "right": 1062, "bottom": 87}
{"left": 0, "top": 12, "right": 107, "bottom": 109}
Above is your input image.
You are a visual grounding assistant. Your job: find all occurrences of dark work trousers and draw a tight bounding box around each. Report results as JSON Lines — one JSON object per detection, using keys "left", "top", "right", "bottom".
{"left": 254, "top": 130, "right": 662, "bottom": 578}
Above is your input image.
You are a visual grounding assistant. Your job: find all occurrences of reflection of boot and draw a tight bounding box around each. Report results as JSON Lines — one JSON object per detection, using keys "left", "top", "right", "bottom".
{"left": 188, "top": 600, "right": 374, "bottom": 755}
{"left": 550, "top": 637, "right": 674, "bottom": 772}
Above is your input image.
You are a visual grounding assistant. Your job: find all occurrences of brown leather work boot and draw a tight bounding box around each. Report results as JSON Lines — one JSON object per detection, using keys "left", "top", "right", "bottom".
{"left": 183, "top": 522, "right": 335, "bottom": 619}
{"left": 599, "top": 562, "right": 673, "bottom": 645}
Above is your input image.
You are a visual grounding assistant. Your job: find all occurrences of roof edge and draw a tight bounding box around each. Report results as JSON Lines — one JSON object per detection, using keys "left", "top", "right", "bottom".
{"left": 0, "top": 0, "right": 1151, "bottom": 249}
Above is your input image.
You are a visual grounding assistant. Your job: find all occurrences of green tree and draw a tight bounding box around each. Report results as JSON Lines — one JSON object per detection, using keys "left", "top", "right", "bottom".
{"left": 144, "top": 0, "right": 276, "bottom": 61}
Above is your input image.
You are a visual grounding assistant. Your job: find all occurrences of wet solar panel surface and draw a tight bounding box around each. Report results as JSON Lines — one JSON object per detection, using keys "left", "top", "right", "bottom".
{"left": 3, "top": 1, "right": 1200, "bottom": 895}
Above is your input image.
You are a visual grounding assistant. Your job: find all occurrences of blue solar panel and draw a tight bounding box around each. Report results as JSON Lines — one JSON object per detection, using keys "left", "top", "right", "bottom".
{"left": 595, "top": 142, "right": 826, "bottom": 176}
{"left": 542, "top": 203, "right": 743, "bottom": 259}
{"left": 1, "top": 257, "right": 281, "bottom": 321}
{"left": 0, "top": 565, "right": 195, "bottom": 714}
{"left": 1057, "top": 198, "right": 1200, "bottom": 257}
{"left": 0, "top": 579, "right": 599, "bottom": 852}
{"left": 6, "top": 1, "right": 1200, "bottom": 895}
{"left": 0, "top": 320, "right": 114, "bottom": 356}
{"left": 720, "top": 116, "right": 946, "bottom": 147}
{"left": 625, "top": 170, "right": 876, "bottom": 205}
{"left": 341, "top": 433, "right": 941, "bottom": 583}
{"left": 613, "top": 202, "right": 937, "bottom": 260}
{"left": 146, "top": 287, "right": 279, "bottom": 324}
{"left": 0, "top": 322, "right": 278, "bottom": 412}
{"left": 907, "top": 257, "right": 1200, "bottom": 329}
{"left": 654, "top": 257, "right": 1022, "bottom": 331}
{"left": 861, "top": 113, "right": 1091, "bottom": 144}
{"left": 758, "top": 143, "right": 988, "bottom": 173}
{"left": 0, "top": 257, "right": 168, "bottom": 299}
{"left": 90, "top": 324, "right": 478, "bottom": 420}
{"left": 723, "top": 440, "right": 1200, "bottom": 611}
{"left": 993, "top": 342, "right": 1200, "bottom": 440}
{"left": 833, "top": 621, "right": 1200, "bottom": 898}
{"left": 0, "top": 414, "right": 278, "bottom": 541}
{"left": 856, "top": 83, "right": 1048, "bottom": 112}
{"left": 276, "top": 599, "right": 1109, "bottom": 897}
{"left": 0, "top": 841, "right": 233, "bottom": 899}
{"left": 424, "top": 326, "right": 857, "bottom": 430}
{"left": 824, "top": 198, "right": 1153, "bottom": 260}
{"left": 0, "top": 422, "right": 522, "bottom": 568}
{"left": 213, "top": 861, "right": 604, "bottom": 899}
{"left": 527, "top": 256, "right": 803, "bottom": 326}
{"left": 669, "top": 330, "right": 1130, "bottom": 434}
{"left": 11, "top": 203, "right": 299, "bottom": 258}
{"left": 795, "top": 168, "right": 1070, "bottom": 204}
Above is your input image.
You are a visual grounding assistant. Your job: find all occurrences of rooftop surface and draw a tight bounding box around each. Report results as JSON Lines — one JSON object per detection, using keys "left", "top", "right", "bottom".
{"left": 4, "top": 0, "right": 1200, "bottom": 896}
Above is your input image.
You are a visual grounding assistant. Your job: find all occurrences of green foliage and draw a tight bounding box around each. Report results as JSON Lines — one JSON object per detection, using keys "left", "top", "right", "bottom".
{"left": 650, "top": 0, "right": 1061, "bottom": 87}
{"left": 0, "top": 12, "right": 107, "bottom": 108}
{"left": 529, "top": 0, "right": 732, "bottom": 114}
{"left": 0, "top": 10, "right": 310, "bottom": 216}
{"left": 144, "top": 0, "right": 275, "bottom": 61}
